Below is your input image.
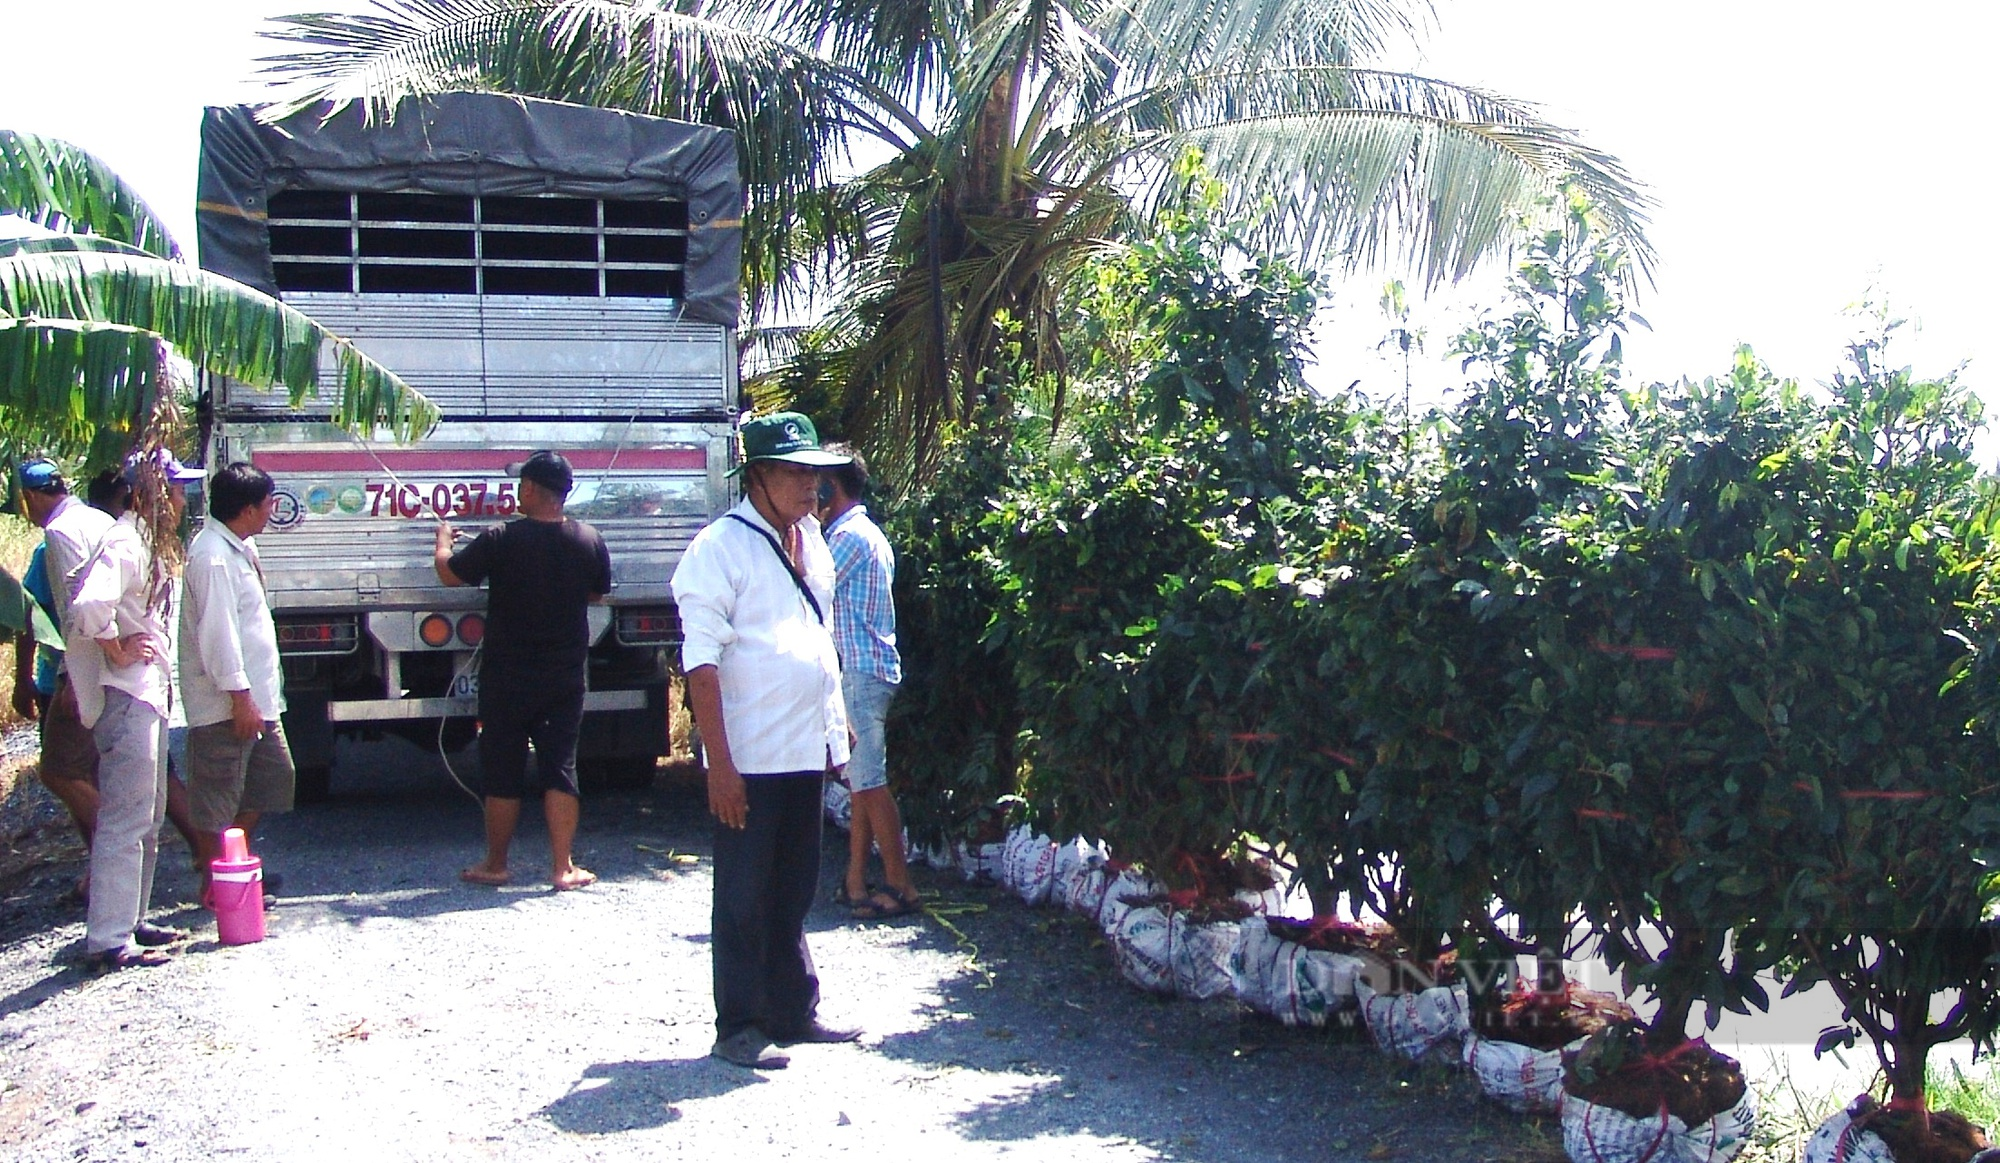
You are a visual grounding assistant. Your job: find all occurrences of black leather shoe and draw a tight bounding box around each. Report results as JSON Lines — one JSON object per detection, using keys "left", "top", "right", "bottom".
{"left": 771, "top": 1022, "right": 862, "bottom": 1046}
{"left": 711, "top": 1030, "right": 790, "bottom": 1069}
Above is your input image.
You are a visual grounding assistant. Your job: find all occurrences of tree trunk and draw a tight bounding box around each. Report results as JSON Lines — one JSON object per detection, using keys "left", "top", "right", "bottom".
{"left": 948, "top": 65, "right": 1023, "bottom": 420}
{"left": 1884, "top": 1044, "right": 1930, "bottom": 1118}
{"left": 1647, "top": 989, "right": 1695, "bottom": 1054}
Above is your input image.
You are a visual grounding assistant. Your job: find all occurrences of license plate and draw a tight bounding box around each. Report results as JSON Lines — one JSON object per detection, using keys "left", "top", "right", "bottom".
{"left": 448, "top": 667, "right": 480, "bottom": 699}
{"left": 364, "top": 480, "right": 519, "bottom": 520}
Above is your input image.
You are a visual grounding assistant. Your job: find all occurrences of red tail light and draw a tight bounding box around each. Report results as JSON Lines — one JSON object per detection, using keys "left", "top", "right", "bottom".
{"left": 418, "top": 613, "right": 454, "bottom": 648}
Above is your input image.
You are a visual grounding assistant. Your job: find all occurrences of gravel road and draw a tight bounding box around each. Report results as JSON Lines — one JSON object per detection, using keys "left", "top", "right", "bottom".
{"left": 0, "top": 745, "right": 1563, "bottom": 1163}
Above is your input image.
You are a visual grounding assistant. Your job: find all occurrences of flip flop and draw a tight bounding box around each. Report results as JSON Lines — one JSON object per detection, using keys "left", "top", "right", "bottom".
{"left": 552, "top": 867, "right": 597, "bottom": 891}
{"left": 459, "top": 867, "right": 512, "bottom": 886}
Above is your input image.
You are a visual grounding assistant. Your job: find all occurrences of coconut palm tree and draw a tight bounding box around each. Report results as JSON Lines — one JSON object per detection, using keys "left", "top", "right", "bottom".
{"left": 0, "top": 130, "right": 437, "bottom": 479}
{"left": 259, "top": 0, "right": 1649, "bottom": 475}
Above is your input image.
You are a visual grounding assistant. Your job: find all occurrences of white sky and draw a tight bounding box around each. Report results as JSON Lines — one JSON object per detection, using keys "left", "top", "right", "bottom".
{"left": 3, "top": 0, "right": 1994, "bottom": 437}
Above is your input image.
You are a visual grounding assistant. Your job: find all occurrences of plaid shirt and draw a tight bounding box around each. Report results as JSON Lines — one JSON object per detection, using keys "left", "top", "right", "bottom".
{"left": 825, "top": 504, "right": 903, "bottom": 685}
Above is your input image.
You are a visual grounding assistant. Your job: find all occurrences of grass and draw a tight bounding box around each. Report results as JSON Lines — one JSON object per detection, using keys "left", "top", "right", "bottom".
{"left": 1738, "top": 1049, "right": 1858, "bottom": 1163}
{"left": 1929, "top": 1058, "right": 2000, "bottom": 1129}
{"left": 0, "top": 511, "right": 39, "bottom": 732}
{"left": 1735, "top": 1051, "right": 1999, "bottom": 1162}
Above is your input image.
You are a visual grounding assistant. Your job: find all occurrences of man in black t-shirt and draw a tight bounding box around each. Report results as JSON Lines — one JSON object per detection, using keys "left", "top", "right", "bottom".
{"left": 434, "top": 450, "right": 611, "bottom": 891}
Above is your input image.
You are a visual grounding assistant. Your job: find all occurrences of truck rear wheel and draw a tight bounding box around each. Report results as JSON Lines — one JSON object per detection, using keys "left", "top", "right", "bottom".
{"left": 579, "top": 756, "right": 658, "bottom": 794}
{"left": 295, "top": 764, "right": 332, "bottom": 804}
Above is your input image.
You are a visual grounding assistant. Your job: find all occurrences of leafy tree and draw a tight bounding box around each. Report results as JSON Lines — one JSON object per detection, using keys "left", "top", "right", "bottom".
{"left": 1514, "top": 352, "right": 1807, "bottom": 1052}
{"left": 0, "top": 132, "right": 436, "bottom": 486}
{"left": 884, "top": 411, "right": 1037, "bottom": 849}
{"left": 257, "top": 0, "right": 1652, "bottom": 476}
{"left": 1744, "top": 316, "right": 2000, "bottom": 1135}
{"left": 982, "top": 198, "right": 1360, "bottom": 891}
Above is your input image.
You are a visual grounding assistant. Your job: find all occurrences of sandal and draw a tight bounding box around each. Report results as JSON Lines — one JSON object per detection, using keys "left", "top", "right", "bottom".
{"left": 87, "top": 945, "right": 173, "bottom": 972}
{"left": 834, "top": 883, "right": 875, "bottom": 909}
{"left": 133, "top": 922, "right": 191, "bottom": 947}
{"left": 849, "top": 886, "right": 921, "bottom": 921}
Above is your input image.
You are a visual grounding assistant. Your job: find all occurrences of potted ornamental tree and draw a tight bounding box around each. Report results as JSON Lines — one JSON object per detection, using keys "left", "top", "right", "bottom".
{"left": 1752, "top": 328, "right": 2000, "bottom": 1163}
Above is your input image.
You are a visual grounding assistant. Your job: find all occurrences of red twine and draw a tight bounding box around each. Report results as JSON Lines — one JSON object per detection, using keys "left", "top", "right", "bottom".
{"left": 1591, "top": 642, "right": 1678, "bottom": 662}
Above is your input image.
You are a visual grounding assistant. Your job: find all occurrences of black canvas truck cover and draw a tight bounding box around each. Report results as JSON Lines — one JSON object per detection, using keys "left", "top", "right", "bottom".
{"left": 196, "top": 92, "right": 742, "bottom": 328}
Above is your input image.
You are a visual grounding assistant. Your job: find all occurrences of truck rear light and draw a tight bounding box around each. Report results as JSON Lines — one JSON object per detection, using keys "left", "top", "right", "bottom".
{"left": 456, "top": 613, "right": 486, "bottom": 646}
{"left": 418, "top": 613, "right": 454, "bottom": 648}
{"left": 275, "top": 616, "right": 360, "bottom": 656}
{"left": 615, "top": 606, "right": 679, "bottom": 646}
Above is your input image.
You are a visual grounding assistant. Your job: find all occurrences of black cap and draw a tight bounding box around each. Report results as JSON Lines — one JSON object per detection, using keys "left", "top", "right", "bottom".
{"left": 515, "top": 450, "right": 574, "bottom": 496}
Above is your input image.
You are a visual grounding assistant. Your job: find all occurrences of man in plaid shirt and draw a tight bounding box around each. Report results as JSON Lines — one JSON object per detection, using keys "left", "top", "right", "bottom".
{"left": 820, "top": 447, "right": 918, "bottom": 919}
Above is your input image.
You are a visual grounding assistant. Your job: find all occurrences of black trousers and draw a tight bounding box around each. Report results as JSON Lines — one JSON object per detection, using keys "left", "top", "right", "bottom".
{"left": 711, "top": 772, "right": 824, "bottom": 1041}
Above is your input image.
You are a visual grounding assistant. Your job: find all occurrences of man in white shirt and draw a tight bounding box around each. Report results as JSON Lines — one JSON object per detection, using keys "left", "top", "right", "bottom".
{"left": 69, "top": 451, "right": 205, "bottom": 970}
{"left": 18, "top": 460, "right": 115, "bottom": 858}
{"left": 672, "top": 412, "right": 859, "bottom": 1070}
{"left": 180, "top": 463, "right": 294, "bottom": 900}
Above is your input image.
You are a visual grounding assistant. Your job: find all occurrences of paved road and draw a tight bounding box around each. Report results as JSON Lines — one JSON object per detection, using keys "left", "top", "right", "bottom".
{"left": 0, "top": 754, "right": 1561, "bottom": 1163}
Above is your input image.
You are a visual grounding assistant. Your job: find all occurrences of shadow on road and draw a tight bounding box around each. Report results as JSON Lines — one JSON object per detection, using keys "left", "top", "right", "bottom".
{"left": 0, "top": 963, "right": 88, "bottom": 1020}
{"left": 860, "top": 878, "right": 1557, "bottom": 1163}
{"left": 232, "top": 779, "right": 716, "bottom": 924}
{"left": 537, "top": 1055, "right": 765, "bottom": 1134}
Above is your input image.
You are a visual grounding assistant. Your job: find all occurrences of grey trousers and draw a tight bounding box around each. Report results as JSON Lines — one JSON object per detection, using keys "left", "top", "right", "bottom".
{"left": 86, "top": 689, "right": 168, "bottom": 955}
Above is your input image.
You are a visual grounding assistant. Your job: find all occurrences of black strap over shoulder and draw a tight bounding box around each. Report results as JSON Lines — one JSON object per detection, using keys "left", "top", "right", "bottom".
{"left": 725, "top": 514, "right": 824, "bottom": 624}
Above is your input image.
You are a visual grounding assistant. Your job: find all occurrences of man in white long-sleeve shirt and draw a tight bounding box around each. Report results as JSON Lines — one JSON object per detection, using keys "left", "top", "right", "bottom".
{"left": 19, "top": 461, "right": 114, "bottom": 861}
{"left": 180, "top": 463, "right": 293, "bottom": 901}
{"left": 672, "top": 412, "right": 859, "bottom": 1070}
{"left": 69, "top": 452, "right": 204, "bottom": 970}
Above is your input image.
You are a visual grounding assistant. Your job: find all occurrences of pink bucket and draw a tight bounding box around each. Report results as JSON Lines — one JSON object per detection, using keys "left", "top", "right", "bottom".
{"left": 211, "top": 851, "right": 267, "bottom": 946}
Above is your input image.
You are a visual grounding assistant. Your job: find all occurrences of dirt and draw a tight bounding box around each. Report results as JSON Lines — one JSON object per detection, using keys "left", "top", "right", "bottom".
{"left": 1468, "top": 983, "right": 1635, "bottom": 1053}
{"left": 1264, "top": 916, "right": 1403, "bottom": 956}
{"left": 1562, "top": 1035, "right": 1747, "bottom": 1128}
{"left": 0, "top": 743, "right": 1573, "bottom": 1162}
{"left": 0, "top": 728, "right": 95, "bottom": 916}
{"left": 1863, "top": 1103, "right": 1994, "bottom": 1163}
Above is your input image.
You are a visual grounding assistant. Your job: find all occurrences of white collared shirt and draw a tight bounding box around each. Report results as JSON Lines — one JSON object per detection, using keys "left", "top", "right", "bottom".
{"left": 40, "top": 494, "right": 115, "bottom": 641}
{"left": 672, "top": 499, "right": 850, "bottom": 774}
{"left": 68, "top": 513, "right": 171, "bottom": 725}
{"left": 180, "top": 520, "right": 285, "bottom": 728}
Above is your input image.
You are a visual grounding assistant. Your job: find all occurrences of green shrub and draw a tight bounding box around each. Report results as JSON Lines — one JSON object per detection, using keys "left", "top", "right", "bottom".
{"left": 884, "top": 415, "right": 1036, "bottom": 849}
{"left": 881, "top": 187, "right": 2000, "bottom": 1089}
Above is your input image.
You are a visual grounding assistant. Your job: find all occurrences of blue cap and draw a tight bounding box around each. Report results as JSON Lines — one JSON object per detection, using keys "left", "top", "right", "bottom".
{"left": 18, "top": 459, "right": 62, "bottom": 492}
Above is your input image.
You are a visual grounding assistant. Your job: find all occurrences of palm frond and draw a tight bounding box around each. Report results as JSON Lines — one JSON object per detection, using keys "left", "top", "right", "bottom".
{"left": 1094, "top": 0, "right": 1426, "bottom": 84}
{"left": 958, "top": 0, "right": 1112, "bottom": 121}
{"left": 0, "top": 130, "right": 181, "bottom": 260}
{"left": 766, "top": 0, "right": 968, "bottom": 109}
{"left": 777, "top": 179, "right": 1127, "bottom": 479}
{"left": 0, "top": 242, "right": 439, "bottom": 439}
{"left": 1075, "top": 67, "right": 1653, "bottom": 284}
{"left": 253, "top": 0, "right": 1654, "bottom": 482}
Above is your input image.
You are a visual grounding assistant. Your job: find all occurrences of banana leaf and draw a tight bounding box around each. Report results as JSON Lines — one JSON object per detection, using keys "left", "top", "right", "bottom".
{"left": 0, "top": 129, "right": 180, "bottom": 259}
{"left": 0, "top": 236, "right": 438, "bottom": 440}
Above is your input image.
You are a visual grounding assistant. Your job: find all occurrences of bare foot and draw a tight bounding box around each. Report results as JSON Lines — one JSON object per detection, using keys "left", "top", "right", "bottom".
{"left": 552, "top": 866, "right": 597, "bottom": 891}
{"left": 460, "top": 865, "right": 511, "bottom": 886}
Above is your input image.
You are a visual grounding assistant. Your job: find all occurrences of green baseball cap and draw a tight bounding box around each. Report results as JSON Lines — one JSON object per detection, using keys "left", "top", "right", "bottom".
{"left": 729, "top": 412, "right": 851, "bottom": 475}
